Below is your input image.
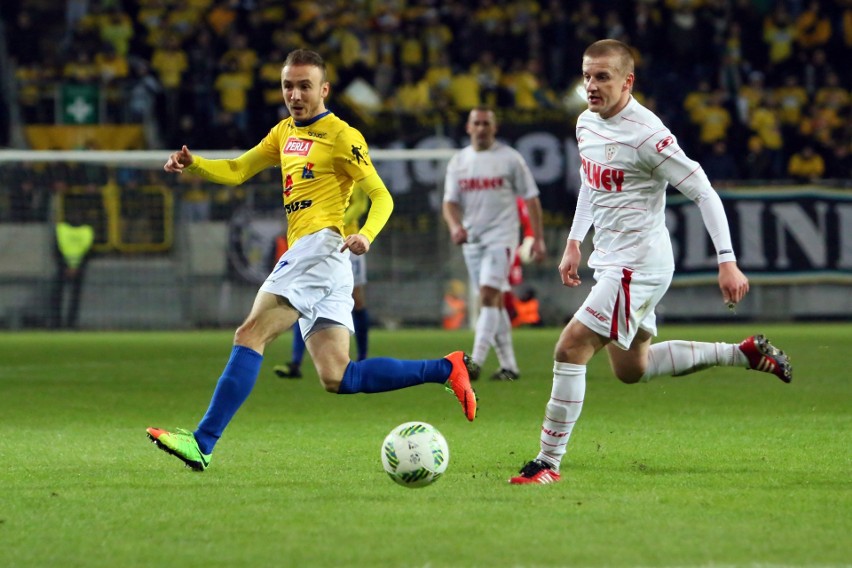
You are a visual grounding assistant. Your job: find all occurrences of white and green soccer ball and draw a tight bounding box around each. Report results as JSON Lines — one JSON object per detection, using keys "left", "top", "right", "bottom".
{"left": 381, "top": 421, "right": 449, "bottom": 488}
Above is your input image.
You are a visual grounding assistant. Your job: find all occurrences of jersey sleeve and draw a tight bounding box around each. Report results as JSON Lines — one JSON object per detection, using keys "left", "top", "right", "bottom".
{"left": 334, "top": 126, "right": 378, "bottom": 183}
{"left": 511, "top": 150, "right": 540, "bottom": 199}
{"left": 568, "top": 178, "right": 593, "bottom": 242}
{"left": 186, "top": 127, "right": 281, "bottom": 185}
{"left": 355, "top": 172, "right": 394, "bottom": 243}
{"left": 638, "top": 130, "right": 736, "bottom": 263}
{"left": 442, "top": 152, "right": 461, "bottom": 203}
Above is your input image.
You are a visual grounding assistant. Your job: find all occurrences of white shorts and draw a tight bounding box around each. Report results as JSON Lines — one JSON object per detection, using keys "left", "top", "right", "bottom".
{"left": 350, "top": 253, "right": 367, "bottom": 287}
{"left": 574, "top": 267, "right": 672, "bottom": 350}
{"left": 260, "top": 228, "right": 354, "bottom": 339}
{"left": 462, "top": 243, "right": 514, "bottom": 292}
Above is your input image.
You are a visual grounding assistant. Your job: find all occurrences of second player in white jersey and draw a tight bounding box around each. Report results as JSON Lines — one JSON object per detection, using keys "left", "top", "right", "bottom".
{"left": 444, "top": 141, "right": 540, "bottom": 248}
{"left": 443, "top": 107, "right": 545, "bottom": 381}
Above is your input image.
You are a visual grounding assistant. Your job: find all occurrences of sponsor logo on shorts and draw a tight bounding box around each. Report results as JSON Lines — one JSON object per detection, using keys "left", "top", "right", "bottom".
{"left": 585, "top": 306, "right": 609, "bottom": 323}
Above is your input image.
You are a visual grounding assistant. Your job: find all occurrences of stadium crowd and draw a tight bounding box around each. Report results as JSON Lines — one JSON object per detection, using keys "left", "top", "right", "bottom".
{"left": 1, "top": 0, "right": 850, "bottom": 187}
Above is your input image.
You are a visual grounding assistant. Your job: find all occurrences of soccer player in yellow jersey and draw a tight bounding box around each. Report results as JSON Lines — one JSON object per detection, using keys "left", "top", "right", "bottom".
{"left": 146, "top": 49, "right": 477, "bottom": 471}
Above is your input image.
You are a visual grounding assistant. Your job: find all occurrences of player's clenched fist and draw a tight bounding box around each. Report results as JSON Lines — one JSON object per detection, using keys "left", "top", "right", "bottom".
{"left": 164, "top": 145, "right": 194, "bottom": 173}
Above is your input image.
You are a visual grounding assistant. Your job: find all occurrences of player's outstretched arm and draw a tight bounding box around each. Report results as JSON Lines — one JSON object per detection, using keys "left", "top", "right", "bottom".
{"left": 558, "top": 239, "right": 583, "bottom": 287}
{"left": 164, "top": 145, "right": 193, "bottom": 173}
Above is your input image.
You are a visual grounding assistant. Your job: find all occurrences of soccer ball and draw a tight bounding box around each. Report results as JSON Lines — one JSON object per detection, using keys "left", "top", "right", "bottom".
{"left": 381, "top": 421, "right": 449, "bottom": 488}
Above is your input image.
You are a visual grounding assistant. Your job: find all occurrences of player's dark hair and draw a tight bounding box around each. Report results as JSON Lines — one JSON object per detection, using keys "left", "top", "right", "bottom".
{"left": 283, "top": 49, "right": 327, "bottom": 82}
{"left": 583, "top": 39, "right": 635, "bottom": 75}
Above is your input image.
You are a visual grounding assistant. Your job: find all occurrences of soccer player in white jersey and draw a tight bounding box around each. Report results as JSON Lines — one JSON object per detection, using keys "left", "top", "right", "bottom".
{"left": 510, "top": 40, "right": 792, "bottom": 485}
{"left": 443, "top": 107, "right": 546, "bottom": 381}
{"left": 146, "top": 49, "right": 478, "bottom": 472}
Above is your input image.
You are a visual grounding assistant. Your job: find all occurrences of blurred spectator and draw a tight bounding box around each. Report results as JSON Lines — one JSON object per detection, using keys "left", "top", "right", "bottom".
{"left": 128, "top": 60, "right": 164, "bottom": 148}
{"left": 213, "top": 59, "right": 252, "bottom": 133}
{"left": 207, "top": 0, "right": 238, "bottom": 38}
{"left": 9, "top": 165, "right": 49, "bottom": 222}
{"left": 50, "top": 206, "right": 94, "bottom": 329}
{"left": 256, "top": 48, "right": 288, "bottom": 127}
{"left": 151, "top": 35, "right": 188, "bottom": 140}
{"left": 447, "top": 67, "right": 481, "bottom": 111}
{"left": 787, "top": 145, "right": 825, "bottom": 183}
{"left": 219, "top": 33, "right": 259, "bottom": 76}
{"left": 511, "top": 287, "right": 542, "bottom": 328}
{"left": 442, "top": 279, "right": 467, "bottom": 330}
{"left": 794, "top": 0, "right": 832, "bottom": 54}
{"left": 177, "top": 175, "right": 212, "bottom": 222}
{"left": 470, "top": 50, "right": 503, "bottom": 108}
{"left": 390, "top": 68, "right": 430, "bottom": 115}
{"left": 183, "top": 28, "right": 219, "bottom": 135}
{"left": 774, "top": 74, "right": 809, "bottom": 146}
{"left": 98, "top": 6, "right": 134, "bottom": 56}
{"left": 763, "top": 4, "right": 797, "bottom": 83}
{"left": 540, "top": 1, "right": 572, "bottom": 89}
{"left": 743, "top": 136, "right": 774, "bottom": 181}
{"left": 692, "top": 90, "right": 733, "bottom": 157}
{"left": 748, "top": 94, "right": 785, "bottom": 178}
{"left": 802, "top": 48, "right": 836, "bottom": 97}
{"left": 63, "top": 51, "right": 99, "bottom": 84}
{"left": 813, "top": 71, "right": 849, "bottom": 112}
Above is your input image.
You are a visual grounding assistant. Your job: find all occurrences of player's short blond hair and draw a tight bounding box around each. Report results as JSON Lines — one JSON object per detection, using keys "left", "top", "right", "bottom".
{"left": 283, "top": 49, "right": 327, "bottom": 82}
{"left": 583, "top": 40, "right": 635, "bottom": 76}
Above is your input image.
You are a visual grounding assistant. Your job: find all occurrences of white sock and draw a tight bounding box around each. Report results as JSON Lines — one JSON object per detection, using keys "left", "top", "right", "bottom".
{"left": 642, "top": 341, "right": 748, "bottom": 380}
{"left": 536, "top": 362, "right": 586, "bottom": 471}
{"left": 493, "top": 308, "right": 519, "bottom": 372}
{"left": 471, "top": 306, "right": 500, "bottom": 366}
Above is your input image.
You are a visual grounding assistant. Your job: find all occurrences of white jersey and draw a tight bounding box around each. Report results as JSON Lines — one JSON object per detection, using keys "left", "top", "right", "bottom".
{"left": 569, "top": 96, "right": 735, "bottom": 273}
{"left": 444, "top": 141, "right": 540, "bottom": 248}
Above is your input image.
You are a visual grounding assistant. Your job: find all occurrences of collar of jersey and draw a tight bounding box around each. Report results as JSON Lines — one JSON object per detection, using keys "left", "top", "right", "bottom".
{"left": 294, "top": 110, "right": 331, "bottom": 127}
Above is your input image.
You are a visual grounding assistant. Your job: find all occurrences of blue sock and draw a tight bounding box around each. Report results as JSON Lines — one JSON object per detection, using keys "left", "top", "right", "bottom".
{"left": 194, "top": 345, "right": 262, "bottom": 454}
{"left": 352, "top": 308, "right": 369, "bottom": 361}
{"left": 338, "top": 357, "right": 451, "bottom": 394}
{"left": 291, "top": 322, "right": 305, "bottom": 366}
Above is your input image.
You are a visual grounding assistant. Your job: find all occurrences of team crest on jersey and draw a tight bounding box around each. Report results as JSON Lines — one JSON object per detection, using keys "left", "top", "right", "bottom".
{"left": 302, "top": 162, "right": 315, "bottom": 179}
{"left": 350, "top": 144, "right": 369, "bottom": 165}
{"left": 655, "top": 136, "right": 674, "bottom": 153}
{"left": 605, "top": 143, "right": 619, "bottom": 162}
{"left": 283, "top": 138, "right": 313, "bottom": 156}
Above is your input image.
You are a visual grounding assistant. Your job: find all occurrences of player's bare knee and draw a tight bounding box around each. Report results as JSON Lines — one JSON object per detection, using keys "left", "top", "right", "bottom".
{"left": 614, "top": 368, "right": 644, "bottom": 384}
{"left": 318, "top": 373, "right": 342, "bottom": 393}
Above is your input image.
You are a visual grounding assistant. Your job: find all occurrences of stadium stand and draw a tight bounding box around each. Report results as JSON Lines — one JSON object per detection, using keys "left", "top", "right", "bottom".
{"left": 0, "top": 0, "right": 848, "bottom": 180}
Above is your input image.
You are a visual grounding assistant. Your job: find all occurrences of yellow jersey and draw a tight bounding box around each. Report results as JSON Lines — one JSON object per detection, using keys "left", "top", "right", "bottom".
{"left": 185, "top": 111, "right": 392, "bottom": 247}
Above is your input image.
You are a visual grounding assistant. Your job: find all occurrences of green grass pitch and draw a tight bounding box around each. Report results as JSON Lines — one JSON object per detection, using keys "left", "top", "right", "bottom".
{"left": 1, "top": 323, "right": 849, "bottom": 567}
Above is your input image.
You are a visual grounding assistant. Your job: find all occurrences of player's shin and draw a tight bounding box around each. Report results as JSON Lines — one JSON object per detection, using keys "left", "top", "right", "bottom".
{"left": 194, "top": 345, "right": 263, "bottom": 454}
{"left": 641, "top": 341, "right": 744, "bottom": 380}
{"left": 472, "top": 306, "right": 501, "bottom": 365}
{"left": 537, "top": 362, "right": 586, "bottom": 470}
{"left": 493, "top": 308, "right": 519, "bottom": 373}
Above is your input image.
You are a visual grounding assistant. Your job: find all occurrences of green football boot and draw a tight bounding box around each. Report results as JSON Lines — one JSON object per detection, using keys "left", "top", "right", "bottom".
{"left": 146, "top": 427, "right": 211, "bottom": 471}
